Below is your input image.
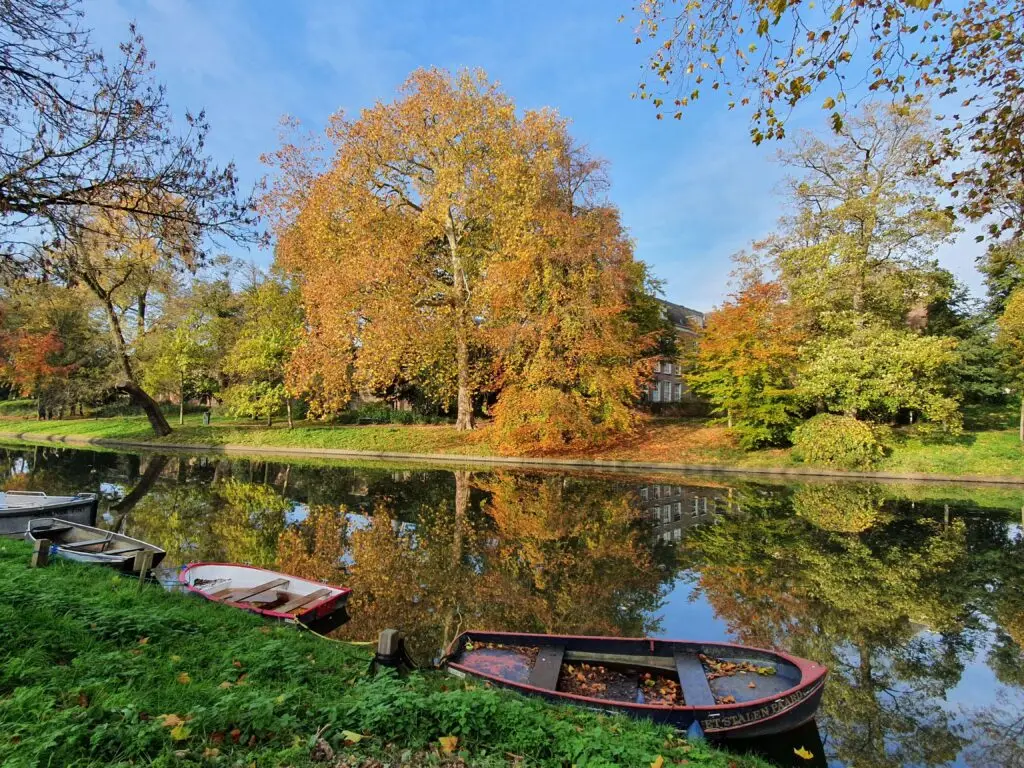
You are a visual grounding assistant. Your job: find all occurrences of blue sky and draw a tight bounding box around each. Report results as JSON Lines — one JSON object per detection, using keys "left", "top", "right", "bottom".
{"left": 87, "top": 0, "right": 985, "bottom": 311}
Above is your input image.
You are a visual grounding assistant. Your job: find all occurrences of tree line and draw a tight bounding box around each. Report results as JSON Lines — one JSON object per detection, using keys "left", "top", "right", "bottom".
{"left": 2, "top": 1, "right": 1023, "bottom": 460}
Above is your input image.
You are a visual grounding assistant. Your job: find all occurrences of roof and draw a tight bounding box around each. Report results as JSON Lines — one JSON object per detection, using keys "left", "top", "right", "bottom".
{"left": 658, "top": 298, "right": 705, "bottom": 330}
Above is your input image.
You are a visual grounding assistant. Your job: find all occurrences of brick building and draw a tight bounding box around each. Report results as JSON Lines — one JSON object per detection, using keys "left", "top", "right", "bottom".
{"left": 647, "top": 298, "right": 705, "bottom": 406}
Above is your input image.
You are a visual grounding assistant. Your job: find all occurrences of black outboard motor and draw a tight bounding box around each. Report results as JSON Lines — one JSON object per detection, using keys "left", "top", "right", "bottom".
{"left": 371, "top": 629, "right": 417, "bottom": 673}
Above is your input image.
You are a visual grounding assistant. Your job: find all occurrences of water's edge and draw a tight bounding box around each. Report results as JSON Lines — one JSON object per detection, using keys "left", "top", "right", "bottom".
{"left": 2, "top": 429, "right": 1022, "bottom": 486}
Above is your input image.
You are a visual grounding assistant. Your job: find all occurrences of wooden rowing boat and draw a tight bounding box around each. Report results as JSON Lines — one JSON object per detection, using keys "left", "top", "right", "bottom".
{"left": 25, "top": 517, "right": 165, "bottom": 573}
{"left": 178, "top": 562, "right": 351, "bottom": 625}
{"left": 444, "top": 630, "right": 827, "bottom": 739}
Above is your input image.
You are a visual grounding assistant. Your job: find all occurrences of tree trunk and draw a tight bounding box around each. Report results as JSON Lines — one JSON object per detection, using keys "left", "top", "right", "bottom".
{"left": 94, "top": 286, "right": 172, "bottom": 436}
{"left": 455, "top": 320, "right": 473, "bottom": 431}
{"left": 1019, "top": 394, "right": 1023, "bottom": 443}
{"left": 447, "top": 217, "right": 474, "bottom": 432}
{"left": 286, "top": 398, "right": 293, "bottom": 430}
{"left": 267, "top": 412, "right": 273, "bottom": 428}
{"left": 179, "top": 374, "right": 185, "bottom": 426}
{"left": 116, "top": 381, "right": 172, "bottom": 436}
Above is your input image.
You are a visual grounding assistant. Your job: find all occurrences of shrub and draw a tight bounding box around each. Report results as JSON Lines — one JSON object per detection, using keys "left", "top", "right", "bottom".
{"left": 791, "top": 413, "right": 891, "bottom": 470}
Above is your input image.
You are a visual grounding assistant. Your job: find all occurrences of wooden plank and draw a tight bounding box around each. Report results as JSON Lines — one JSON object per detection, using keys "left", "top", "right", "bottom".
{"left": 527, "top": 645, "right": 565, "bottom": 691}
{"left": 233, "top": 578, "right": 289, "bottom": 602}
{"left": 563, "top": 649, "right": 675, "bottom": 672}
{"left": 62, "top": 536, "right": 112, "bottom": 551}
{"left": 674, "top": 650, "right": 716, "bottom": 707}
{"left": 277, "top": 588, "right": 332, "bottom": 614}
{"left": 30, "top": 538, "right": 50, "bottom": 568}
{"left": 211, "top": 586, "right": 236, "bottom": 600}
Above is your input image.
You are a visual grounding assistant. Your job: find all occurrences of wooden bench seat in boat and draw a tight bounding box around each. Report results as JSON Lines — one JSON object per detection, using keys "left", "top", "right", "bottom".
{"left": 232, "top": 579, "right": 290, "bottom": 602}
{"left": 674, "top": 649, "right": 716, "bottom": 706}
{"left": 276, "top": 588, "right": 332, "bottom": 614}
{"left": 62, "top": 536, "right": 113, "bottom": 551}
{"left": 528, "top": 645, "right": 566, "bottom": 690}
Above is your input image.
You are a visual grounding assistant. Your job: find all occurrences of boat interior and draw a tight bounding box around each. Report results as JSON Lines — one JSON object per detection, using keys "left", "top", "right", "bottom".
{"left": 187, "top": 566, "right": 337, "bottom": 617}
{"left": 29, "top": 519, "right": 156, "bottom": 560}
{"left": 453, "top": 634, "right": 801, "bottom": 707}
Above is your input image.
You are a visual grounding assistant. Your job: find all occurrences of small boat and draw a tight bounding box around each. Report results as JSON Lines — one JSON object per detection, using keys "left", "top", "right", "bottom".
{"left": 26, "top": 517, "right": 165, "bottom": 573}
{"left": 444, "top": 631, "right": 827, "bottom": 739}
{"left": 0, "top": 491, "right": 98, "bottom": 536}
{"left": 178, "top": 562, "right": 351, "bottom": 625}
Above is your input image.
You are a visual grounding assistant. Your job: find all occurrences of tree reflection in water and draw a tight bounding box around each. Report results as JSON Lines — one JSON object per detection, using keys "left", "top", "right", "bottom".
{"left": 1, "top": 445, "right": 1022, "bottom": 767}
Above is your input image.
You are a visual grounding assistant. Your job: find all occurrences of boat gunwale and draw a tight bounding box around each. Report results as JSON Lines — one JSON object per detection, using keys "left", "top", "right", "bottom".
{"left": 1, "top": 492, "right": 97, "bottom": 517}
{"left": 178, "top": 561, "right": 352, "bottom": 621}
{"left": 445, "top": 630, "right": 827, "bottom": 714}
{"left": 26, "top": 516, "right": 164, "bottom": 557}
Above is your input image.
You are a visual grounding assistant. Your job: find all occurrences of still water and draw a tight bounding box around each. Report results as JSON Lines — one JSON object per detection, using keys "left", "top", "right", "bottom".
{"left": 2, "top": 444, "right": 1022, "bottom": 768}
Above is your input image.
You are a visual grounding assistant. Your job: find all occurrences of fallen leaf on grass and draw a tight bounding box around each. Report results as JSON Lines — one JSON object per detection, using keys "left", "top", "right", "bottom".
{"left": 794, "top": 746, "right": 814, "bottom": 760}
{"left": 651, "top": 756, "right": 665, "bottom": 768}
{"left": 170, "top": 654, "right": 182, "bottom": 663}
{"left": 341, "top": 730, "right": 364, "bottom": 745}
{"left": 77, "top": 693, "right": 89, "bottom": 707}
{"left": 177, "top": 672, "right": 191, "bottom": 685}
{"left": 169, "top": 724, "right": 191, "bottom": 741}
{"left": 209, "top": 732, "right": 225, "bottom": 744}
{"left": 202, "top": 747, "right": 220, "bottom": 758}
{"left": 229, "top": 728, "right": 242, "bottom": 743}
{"left": 439, "top": 735, "right": 458, "bottom": 754}
{"left": 138, "top": 637, "right": 149, "bottom": 645}
{"left": 232, "top": 660, "right": 243, "bottom": 668}
{"left": 218, "top": 681, "right": 233, "bottom": 689}
{"left": 160, "top": 714, "right": 186, "bottom": 728}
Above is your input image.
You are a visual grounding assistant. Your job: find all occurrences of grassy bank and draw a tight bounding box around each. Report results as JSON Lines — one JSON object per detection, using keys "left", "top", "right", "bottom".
{"left": 0, "top": 540, "right": 761, "bottom": 768}
{"left": 0, "top": 408, "right": 1022, "bottom": 479}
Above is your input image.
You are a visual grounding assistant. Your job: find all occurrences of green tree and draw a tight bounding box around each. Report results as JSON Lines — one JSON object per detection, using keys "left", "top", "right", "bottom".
{"left": 996, "top": 288, "right": 1024, "bottom": 441}
{"left": 800, "top": 324, "right": 962, "bottom": 429}
{"left": 142, "top": 310, "right": 215, "bottom": 425}
{"left": 222, "top": 279, "right": 303, "bottom": 428}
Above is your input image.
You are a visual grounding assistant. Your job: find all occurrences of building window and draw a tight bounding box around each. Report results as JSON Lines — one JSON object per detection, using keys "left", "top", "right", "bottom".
{"left": 673, "top": 383, "right": 682, "bottom": 402}
{"left": 661, "top": 381, "right": 671, "bottom": 401}
{"left": 673, "top": 502, "right": 682, "bottom": 520}
{"left": 639, "top": 487, "right": 648, "bottom": 501}
{"left": 654, "top": 485, "right": 661, "bottom": 500}
{"left": 654, "top": 361, "right": 662, "bottom": 373}
{"left": 652, "top": 383, "right": 661, "bottom": 402}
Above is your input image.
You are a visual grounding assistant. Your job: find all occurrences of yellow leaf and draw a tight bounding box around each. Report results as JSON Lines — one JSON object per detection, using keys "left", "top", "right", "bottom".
{"left": 439, "top": 735, "right": 459, "bottom": 754}
{"left": 138, "top": 637, "right": 150, "bottom": 645}
{"left": 170, "top": 654, "right": 182, "bottom": 663}
{"left": 202, "top": 747, "right": 220, "bottom": 758}
{"left": 177, "top": 672, "right": 191, "bottom": 685}
{"left": 218, "top": 681, "right": 233, "bottom": 689}
{"left": 651, "top": 756, "right": 665, "bottom": 768}
{"left": 170, "top": 724, "right": 191, "bottom": 741}
{"left": 823, "top": 97, "right": 836, "bottom": 109}
{"left": 794, "top": 746, "right": 814, "bottom": 760}
{"left": 341, "top": 730, "right": 364, "bottom": 745}
{"left": 160, "top": 714, "right": 185, "bottom": 728}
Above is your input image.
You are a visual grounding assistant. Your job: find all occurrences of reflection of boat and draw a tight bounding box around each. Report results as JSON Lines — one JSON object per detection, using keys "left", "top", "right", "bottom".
{"left": 26, "top": 517, "right": 165, "bottom": 572}
{"left": 178, "top": 563, "right": 351, "bottom": 625}
{"left": 0, "top": 491, "right": 98, "bottom": 536}
{"left": 444, "top": 631, "right": 827, "bottom": 739}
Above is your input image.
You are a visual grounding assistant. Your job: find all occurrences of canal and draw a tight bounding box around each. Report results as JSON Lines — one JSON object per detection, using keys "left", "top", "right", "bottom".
{"left": 2, "top": 443, "right": 1021, "bottom": 768}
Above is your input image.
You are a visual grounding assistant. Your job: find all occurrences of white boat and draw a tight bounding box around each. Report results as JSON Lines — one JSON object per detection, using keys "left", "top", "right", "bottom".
{"left": 179, "top": 562, "right": 351, "bottom": 624}
{"left": 26, "top": 517, "right": 165, "bottom": 572}
{"left": 0, "top": 491, "right": 98, "bottom": 536}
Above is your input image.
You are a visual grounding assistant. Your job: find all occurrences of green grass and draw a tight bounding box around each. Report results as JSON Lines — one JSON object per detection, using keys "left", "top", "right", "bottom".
{"left": 0, "top": 540, "right": 761, "bottom": 768}
{"left": 0, "top": 406, "right": 1021, "bottom": 479}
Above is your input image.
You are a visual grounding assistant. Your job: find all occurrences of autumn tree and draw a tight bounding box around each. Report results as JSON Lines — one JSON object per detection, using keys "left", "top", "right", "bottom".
{"left": 222, "top": 278, "right": 303, "bottom": 428}
{"left": 628, "top": 0, "right": 1024, "bottom": 237}
{"left": 265, "top": 69, "right": 653, "bottom": 446}
{"left": 690, "top": 279, "right": 806, "bottom": 448}
{"left": 0, "top": 0, "right": 251, "bottom": 270}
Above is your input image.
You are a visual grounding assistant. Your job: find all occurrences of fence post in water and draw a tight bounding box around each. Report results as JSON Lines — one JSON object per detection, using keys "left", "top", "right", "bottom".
{"left": 134, "top": 551, "right": 154, "bottom": 589}
{"left": 30, "top": 538, "right": 50, "bottom": 568}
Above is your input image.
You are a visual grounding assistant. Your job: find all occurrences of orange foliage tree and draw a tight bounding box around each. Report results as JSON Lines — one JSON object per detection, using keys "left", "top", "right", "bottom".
{"left": 1, "top": 330, "right": 72, "bottom": 410}
{"left": 689, "top": 279, "right": 806, "bottom": 448}
{"left": 262, "top": 68, "right": 654, "bottom": 448}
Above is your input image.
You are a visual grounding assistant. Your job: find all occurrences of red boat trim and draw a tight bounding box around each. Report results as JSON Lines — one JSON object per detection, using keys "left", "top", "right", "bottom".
{"left": 178, "top": 562, "right": 351, "bottom": 622}
{"left": 446, "top": 630, "right": 828, "bottom": 713}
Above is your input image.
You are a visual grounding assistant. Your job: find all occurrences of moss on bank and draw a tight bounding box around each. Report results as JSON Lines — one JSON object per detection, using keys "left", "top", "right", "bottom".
{"left": 0, "top": 540, "right": 762, "bottom": 768}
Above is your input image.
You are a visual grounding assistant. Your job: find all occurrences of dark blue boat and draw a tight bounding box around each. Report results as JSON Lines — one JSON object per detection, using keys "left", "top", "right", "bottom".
{"left": 445, "top": 630, "right": 827, "bottom": 739}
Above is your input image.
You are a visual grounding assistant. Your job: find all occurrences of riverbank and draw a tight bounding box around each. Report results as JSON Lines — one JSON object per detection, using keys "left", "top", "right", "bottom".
{"left": 0, "top": 409, "right": 1021, "bottom": 482}
{"left": 0, "top": 539, "right": 762, "bottom": 768}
